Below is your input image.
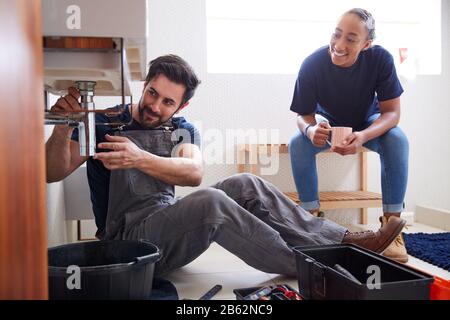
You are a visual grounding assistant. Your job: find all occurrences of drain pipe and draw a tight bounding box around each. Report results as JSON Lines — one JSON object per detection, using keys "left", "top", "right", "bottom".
{"left": 76, "top": 81, "right": 96, "bottom": 156}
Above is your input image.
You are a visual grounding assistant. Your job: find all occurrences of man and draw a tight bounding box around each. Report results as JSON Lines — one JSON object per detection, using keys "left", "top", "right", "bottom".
{"left": 289, "top": 8, "right": 409, "bottom": 263}
{"left": 46, "top": 54, "right": 405, "bottom": 277}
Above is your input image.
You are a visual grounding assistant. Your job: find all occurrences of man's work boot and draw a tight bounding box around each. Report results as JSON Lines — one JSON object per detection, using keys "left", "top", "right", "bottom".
{"left": 342, "top": 216, "right": 406, "bottom": 253}
{"left": 379, "top": 216, "right": 409, "bottom": 263}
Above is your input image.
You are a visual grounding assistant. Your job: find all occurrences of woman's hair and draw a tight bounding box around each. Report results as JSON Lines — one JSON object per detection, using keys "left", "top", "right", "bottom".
{"left": 346, "top": 8, "right": 376, "bottom": 40}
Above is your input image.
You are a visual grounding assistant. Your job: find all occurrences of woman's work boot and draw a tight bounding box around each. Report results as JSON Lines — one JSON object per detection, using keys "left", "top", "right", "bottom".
{"left": 379, "top": 216, "right": 409, "bottom": 263}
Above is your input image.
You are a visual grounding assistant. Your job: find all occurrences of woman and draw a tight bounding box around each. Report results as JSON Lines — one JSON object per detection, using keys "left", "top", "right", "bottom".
{"left": 289, "top": 8, "right": 409, "bottom": 262}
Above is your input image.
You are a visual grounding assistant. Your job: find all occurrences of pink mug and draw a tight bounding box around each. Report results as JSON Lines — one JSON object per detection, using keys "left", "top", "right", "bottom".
{"left": 327, "top": 126, "right": 352, "bottom": 147}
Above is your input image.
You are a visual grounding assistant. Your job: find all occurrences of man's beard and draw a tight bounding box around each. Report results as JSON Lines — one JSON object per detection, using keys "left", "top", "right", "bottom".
{"left": 137, "top": 97, "right": 167, "bottom": 128}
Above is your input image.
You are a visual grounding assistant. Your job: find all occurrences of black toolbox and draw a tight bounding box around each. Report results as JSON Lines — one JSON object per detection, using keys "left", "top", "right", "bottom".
{"left": 293, "top": 244, "right": 434, "bottom": 300}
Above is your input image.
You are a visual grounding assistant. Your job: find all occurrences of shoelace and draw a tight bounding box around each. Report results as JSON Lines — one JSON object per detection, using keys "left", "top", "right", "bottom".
{"left": 393, "top": 225, "right": 408, "bottom": 247}
{"left": 393, "top": 236, "right": 405, "bottom": 247}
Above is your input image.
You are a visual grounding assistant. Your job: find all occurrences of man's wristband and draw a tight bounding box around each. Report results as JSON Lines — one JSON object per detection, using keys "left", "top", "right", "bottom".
{"left": 304, "top": 124, "right": 313, "bottom": 138}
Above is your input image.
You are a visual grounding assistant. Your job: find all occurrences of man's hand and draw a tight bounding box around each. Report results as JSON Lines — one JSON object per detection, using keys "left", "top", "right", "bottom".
{"left": 46, "top": 86, "right": 87, "bottom": 182}
{"left": 332, "top": 131, "right": 367, "bottom": 155}
{"left": 50, "top": 87, "right": 82, "bottom": 114}
{"left": 94, "top": 134, "right": 145, "bottom": 170}
{"left": 308, "top": 122, "right": 331, "bottom": 147}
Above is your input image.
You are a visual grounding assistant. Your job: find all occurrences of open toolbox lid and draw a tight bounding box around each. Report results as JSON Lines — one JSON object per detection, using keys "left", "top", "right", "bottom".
{"left": 293, "top": 244, "right": 435, "bottom": 300}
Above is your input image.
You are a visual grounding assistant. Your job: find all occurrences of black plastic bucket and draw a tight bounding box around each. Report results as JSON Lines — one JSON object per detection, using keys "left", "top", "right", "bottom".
{"left": 48, "top": 239, "right": 161, "bottom": 300}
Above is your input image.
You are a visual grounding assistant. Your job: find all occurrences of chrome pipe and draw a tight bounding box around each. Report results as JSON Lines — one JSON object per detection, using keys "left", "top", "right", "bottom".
{"left": 76, "top": 81, "right": 97, "bottom": 156}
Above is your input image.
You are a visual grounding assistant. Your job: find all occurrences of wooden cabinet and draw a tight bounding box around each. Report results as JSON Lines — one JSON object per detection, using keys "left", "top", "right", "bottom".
{"left": 0, "top": 0, "right": 47, "bottom": 299}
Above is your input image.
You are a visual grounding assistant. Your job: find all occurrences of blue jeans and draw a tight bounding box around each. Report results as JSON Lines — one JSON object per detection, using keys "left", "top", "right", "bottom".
{"left": 289, "top": 113, "right": 409, "bottom": 213}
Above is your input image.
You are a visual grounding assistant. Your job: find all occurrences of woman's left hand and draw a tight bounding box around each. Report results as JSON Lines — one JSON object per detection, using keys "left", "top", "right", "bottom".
{"left": 332, "top": 131, "right": 367, "bottom": 155}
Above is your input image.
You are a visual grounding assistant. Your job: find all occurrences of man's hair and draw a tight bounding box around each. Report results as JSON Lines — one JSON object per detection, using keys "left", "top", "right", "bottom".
{"left": 145, "top": 54, "right": 201, "bottom": 105}
{"left": 346, "top": 8, "right": 376, "bottom": 41}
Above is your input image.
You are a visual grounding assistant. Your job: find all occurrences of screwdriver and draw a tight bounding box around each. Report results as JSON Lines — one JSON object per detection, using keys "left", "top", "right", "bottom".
{"left": 199, "top": 284, "right": 223, "bottom": 300}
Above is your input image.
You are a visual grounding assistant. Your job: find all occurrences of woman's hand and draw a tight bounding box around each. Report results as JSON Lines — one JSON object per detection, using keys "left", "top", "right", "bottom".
{"left": 308, "top": 122, "right": 332, "bottom": 147}
{"left": 332, "top": 131, "right": 367, "bottom": 155}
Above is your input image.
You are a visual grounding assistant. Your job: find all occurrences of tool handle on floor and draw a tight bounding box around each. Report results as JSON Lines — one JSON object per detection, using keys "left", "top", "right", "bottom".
{"left": 334, "top": 264, "right": 362, "bottom": 285}
{"left": 199, "top": 284, "right": 222, "bottom": 300}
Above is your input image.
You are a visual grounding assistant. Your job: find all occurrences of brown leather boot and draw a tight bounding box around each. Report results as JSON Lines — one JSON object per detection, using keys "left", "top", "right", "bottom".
{"left": 379, "top": 216, "right": 409, "bottom": 263}
{"left": 342, "top": 216, "right": 406, "bottom": 253}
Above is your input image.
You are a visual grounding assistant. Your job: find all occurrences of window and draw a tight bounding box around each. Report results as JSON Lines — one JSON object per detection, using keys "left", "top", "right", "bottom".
{"left": 206, "top": 0, "right": 441, "bottom": 76}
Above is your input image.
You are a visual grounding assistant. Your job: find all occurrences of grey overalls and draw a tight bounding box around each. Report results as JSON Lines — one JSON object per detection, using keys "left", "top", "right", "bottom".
{"left": 104, "top": 124, "right": 347, "bottom": 276}
{"left": 104, "top": 124, "right": 178, "bottom": 240}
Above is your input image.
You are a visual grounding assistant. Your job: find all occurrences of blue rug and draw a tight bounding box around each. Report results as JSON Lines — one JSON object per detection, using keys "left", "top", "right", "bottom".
{"left": 403, "top": 232, "right": 450, "bottom": 272}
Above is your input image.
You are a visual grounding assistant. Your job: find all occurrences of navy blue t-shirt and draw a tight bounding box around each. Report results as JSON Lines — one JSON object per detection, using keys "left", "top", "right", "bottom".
{"left": 290, "top": 45, "right": 403, "bottom": 130}
{"left": 71, "top": 104, "right": 201, "bottom": 234}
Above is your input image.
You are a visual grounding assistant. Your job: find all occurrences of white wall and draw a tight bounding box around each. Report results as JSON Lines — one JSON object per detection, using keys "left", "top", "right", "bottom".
{"left": 46, "top": 172, "right": 68, "bottom": 246}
